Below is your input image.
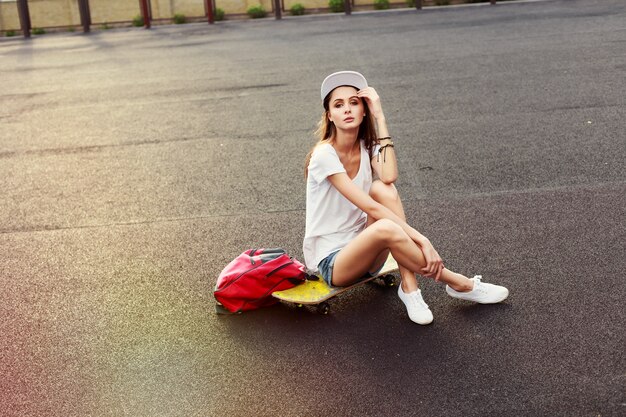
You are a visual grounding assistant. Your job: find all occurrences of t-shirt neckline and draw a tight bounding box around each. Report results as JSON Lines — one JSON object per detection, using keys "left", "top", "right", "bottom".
{"left": 329, "top": 142, "right": 364, "bottom": 181}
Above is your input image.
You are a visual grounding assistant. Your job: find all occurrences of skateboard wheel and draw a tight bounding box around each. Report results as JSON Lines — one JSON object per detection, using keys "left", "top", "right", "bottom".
{"left": 317, "top": 302, "right": 330, "bottom": 315}
{"left": 382, "top": 274, "right": 395, "bottom": 287}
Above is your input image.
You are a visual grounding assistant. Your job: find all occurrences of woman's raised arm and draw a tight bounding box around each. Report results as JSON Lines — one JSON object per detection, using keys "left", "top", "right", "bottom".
{"left": 357, "top": 87, "right": 398, "bottom": 184}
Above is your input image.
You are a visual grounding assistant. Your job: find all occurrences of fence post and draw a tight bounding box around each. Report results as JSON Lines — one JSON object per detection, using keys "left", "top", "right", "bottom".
{"left": 415, "top": 0, "right": 422, "bottom": 11}
{"left": 77, "top": 0, "right": 91, "bottom": 33}
{"left": 16, "top": 0, "right": 31, "bottom": 38}
{"left": 85, "top": 0, "right": 92, "bottom": 27}
{"left": 139, "top": 0, "right": 151, "bottom": 28}
{"left": 205, "top": 0, "right": 214, "bottom": 24}
{"left": 274, "top": 0, "right": 282, "bottom": 19}
{"left": 344, "top": 0, "right": 351, "bottom": 15}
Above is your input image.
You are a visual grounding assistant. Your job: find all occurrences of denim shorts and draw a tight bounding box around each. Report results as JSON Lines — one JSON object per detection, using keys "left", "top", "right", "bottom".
{"left": 317, "top": 250, "right": 386, "bottom": 287}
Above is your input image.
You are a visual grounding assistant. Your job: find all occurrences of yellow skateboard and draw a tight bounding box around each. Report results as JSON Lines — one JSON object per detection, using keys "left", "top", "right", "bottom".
{"left": 272, "top": 254, "right": 399, "bottom": 314}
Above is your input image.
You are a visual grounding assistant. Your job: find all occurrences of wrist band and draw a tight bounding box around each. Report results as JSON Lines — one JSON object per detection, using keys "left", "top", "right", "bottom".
{"left": 377, "top": 142, "right": 394, "bottom": 163}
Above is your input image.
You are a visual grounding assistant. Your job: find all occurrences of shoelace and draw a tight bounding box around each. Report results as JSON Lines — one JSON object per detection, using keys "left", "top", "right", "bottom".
{"left": 473, "top": 276, "right": 486, "bottom": 294}
{"left": 410, "top": 291, "right": 429, "bottom": 310}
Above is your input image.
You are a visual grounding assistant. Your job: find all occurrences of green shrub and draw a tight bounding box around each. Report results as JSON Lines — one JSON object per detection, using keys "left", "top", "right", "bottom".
{"left": 173, "top": 14, "right": 187, "bottom": 24}
{"left": 247, "top": 5, "right": 267, "bottom": 18}
{"left": 435, "top": 0, "right": 450, "bottom": 5}
{"left": 290, "top": 3, "right": 306, "bottom": 15}
{"left": 68, "top": 27, "right": 76, "bottom": 32}
{"left": 328, "top": 0, "right": 344, "bottom": 13}
{"left": 102, "top": 22, "right": 111, "bottom": 30}
{"left": 32, "top": 27, "right": 45, "bottom": 35}
{"left": 374, "top": 0, "right": 390, "bottom": 9}
{"left": 214, "top": 8, "right": 225, "bottom": 21}
{"left": 406, "top": 0, "right": 415, "bottom": 6}
{"left": 132, "top": 15, "right": 144, "bottom": 27}
{"left": 6, "top": 30, "right": 16, "bottom": 37}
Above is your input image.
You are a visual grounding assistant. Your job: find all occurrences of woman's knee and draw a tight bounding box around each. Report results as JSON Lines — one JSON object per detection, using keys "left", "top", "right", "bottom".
{"left": 370, "top": 219, "right": 406, "bottom": 244}
{"left": 370, "top": 180, "right": 399, "bottom": 205}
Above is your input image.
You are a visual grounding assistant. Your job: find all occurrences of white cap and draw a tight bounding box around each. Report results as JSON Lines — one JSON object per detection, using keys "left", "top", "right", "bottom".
{"left": 320, "top": 71, "right": 368, "bottom": 101}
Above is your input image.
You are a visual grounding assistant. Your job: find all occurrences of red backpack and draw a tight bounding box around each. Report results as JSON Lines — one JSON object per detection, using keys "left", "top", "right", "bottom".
{"left": 214, "top": 248, "right": 306, "bottom": 313}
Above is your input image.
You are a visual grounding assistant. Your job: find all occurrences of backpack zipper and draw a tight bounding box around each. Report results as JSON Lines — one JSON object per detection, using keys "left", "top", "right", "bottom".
{"left": 215, "top": 261, "right": 263, "bottom": 292}
{"left": 265, "top": 260, "right": 294, "bottom": 278}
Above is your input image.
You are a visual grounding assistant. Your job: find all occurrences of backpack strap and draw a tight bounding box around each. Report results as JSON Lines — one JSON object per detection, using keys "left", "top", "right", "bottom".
{"left": 247, "top": 248, "right": 258, "bottom": 264}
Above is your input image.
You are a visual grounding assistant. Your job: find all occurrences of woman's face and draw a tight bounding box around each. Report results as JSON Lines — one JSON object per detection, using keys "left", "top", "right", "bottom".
{"left": 327, "top": 86, "right": 365, "bottom": 131}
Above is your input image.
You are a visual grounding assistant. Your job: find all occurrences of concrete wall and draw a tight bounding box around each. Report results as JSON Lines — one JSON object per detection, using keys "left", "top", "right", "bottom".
{"left": 0, "top": 0, "right": 277, "bottom": 31}
{"left": 0, "top": 1, "right": 20, "bottom": 31}
{"left": 89, "top": 0, "right": 141, "bottom": 23}
{"left": 1, "top": 0, "right": 81, "bottom": 29}
{"left": 0, "top": 0, "right": 434, "bottom": 32}
{"left": 0, "top": 0, "right": 141, "bottom": 30}
{"left": 151, "top": 0, "right": 205, "bottom": 19}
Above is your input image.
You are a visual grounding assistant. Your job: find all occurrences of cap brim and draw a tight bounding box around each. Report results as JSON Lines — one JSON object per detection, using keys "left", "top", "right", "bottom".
{"left": 321, "top": 71, "right": 368, "bottom": 101}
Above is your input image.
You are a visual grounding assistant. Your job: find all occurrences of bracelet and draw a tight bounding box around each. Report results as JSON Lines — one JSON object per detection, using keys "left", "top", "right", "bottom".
{"left": 378, "top": 136, "right": 392, "bottom": 142}
{"left": 377, "top": 142, "right": 394, "bottom": 163}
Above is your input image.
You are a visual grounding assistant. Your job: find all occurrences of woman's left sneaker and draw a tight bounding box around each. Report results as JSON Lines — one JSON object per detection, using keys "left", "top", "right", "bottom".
{"left": 398, "top": 286, "right": 434, "bottom": 325}
{"left": 446, "top": 276, "right": 509, "bottom": 304}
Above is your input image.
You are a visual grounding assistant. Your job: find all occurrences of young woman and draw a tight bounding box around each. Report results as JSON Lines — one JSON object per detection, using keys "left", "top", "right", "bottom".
{"left": 303, "top": 71, "right": 509, "bottom": 325}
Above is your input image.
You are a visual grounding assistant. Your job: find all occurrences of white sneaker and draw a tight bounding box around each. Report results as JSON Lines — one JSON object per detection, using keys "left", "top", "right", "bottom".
{"left": 398, "top": 285, "right": 433, "bottom": 325}
{"left": 446, "top": 276, "right": 509, "bottom": 304}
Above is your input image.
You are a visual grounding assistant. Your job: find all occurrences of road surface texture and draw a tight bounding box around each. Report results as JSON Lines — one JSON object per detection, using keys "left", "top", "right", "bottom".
{"left": 1, "top": 0, "right": 624, "bottom": 416}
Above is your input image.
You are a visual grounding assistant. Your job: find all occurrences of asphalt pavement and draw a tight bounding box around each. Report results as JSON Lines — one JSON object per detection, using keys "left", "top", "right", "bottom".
{"left": 1, "top": 0, "right": 625, "bottom": 416}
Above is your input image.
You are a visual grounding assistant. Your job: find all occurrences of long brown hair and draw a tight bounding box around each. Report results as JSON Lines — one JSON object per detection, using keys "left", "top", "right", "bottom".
{"left": 304, "top": 88, "right": 378, "bottom": 178}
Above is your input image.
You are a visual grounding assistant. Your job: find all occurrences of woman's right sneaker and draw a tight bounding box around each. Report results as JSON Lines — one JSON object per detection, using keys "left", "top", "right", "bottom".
{"left": 445, "top": 275, "right": 509, "bottom": 304}
{"left": 398, "top": 285, "right": 433, "bottom": 325}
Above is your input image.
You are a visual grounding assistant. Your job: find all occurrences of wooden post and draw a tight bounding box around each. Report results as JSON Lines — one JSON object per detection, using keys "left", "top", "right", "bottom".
{"left": 274, "top": 0, "right": 282, "bottom": 20}
{"left": 344, "top": 0, "right": 351, "bottom": 15}
{"left": 415, "top": 0, "right": 422, "bottom": 11}
{"left": 139, "top": 0, "right": 151, "bottom": 28}
{"left": 16, "top": 0, "right": 31, "bottom": 38}
{"left": 205, "top": 0, "right": 214, "bottom": 24}
{"left": 77, "top": 0, "right": 91, "bottom": 33}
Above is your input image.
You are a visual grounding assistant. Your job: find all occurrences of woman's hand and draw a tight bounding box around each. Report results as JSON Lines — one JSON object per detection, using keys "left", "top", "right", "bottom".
{"left": 415, "top": 238, "right": 445, "bottom": 281}
{"left": 357, "top": 87, "right": 385, "bottom": 121}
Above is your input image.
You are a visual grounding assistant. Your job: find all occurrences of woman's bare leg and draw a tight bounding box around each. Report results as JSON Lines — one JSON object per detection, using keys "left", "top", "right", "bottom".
{"left": 331, "top": 218, "right": 428, "bottom": 286}
{"left": 368, "top": 181, "right": 420, "bottom": 292}
{"left": 332, "top": 181, "right": 475, "bottom": 292}
{"left": 332, "top": 217, "right": 474, "bottom": 292}
{"left": 369, "top": 181, "right": 474, "bottom": 292}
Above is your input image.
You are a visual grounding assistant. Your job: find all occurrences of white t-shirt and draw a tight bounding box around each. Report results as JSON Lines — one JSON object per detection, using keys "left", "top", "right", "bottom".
{"left": 303, "top": 142, "right": 379, "bottom": 271}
